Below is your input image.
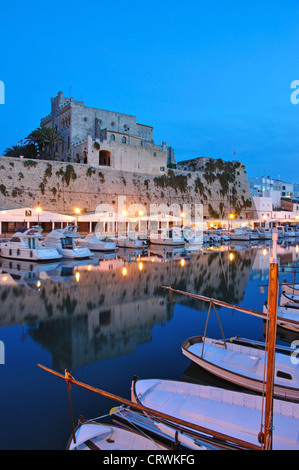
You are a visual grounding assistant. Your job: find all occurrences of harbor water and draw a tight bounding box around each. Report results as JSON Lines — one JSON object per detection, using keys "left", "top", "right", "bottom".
{"left": 0, "top": 239, "right": 298, "bottom": 449}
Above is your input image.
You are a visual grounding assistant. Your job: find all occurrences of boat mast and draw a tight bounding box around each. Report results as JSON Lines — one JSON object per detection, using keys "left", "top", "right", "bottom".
{"left": 263, "top": 229, "right": 279, "bottom": 450}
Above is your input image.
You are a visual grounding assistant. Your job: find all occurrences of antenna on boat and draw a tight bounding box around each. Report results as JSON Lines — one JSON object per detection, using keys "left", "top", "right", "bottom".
{"left": 261, "top": 229, "right": 279, "bottom": 450}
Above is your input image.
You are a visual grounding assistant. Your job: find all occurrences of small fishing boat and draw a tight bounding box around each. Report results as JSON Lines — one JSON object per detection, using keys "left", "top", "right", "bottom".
{"left": 181, "top": 336, "right": 299, "bottom": 402}
{"left": 43, "top": 225, "right": 92, "bottom": 259}
{"left": 0, "top": 227, "right": 62, "bottom": 262}
{"left": 150, "top": 226, "right": 185, "bottom": 246}
{"left": 67, "top": 418, "right": 168, "bottom": 450}
{"left": 281, "top": 283, "right": 299, "bottom": 296}
{"left": 280, "top": 291, "right": 299, "bottom": 306}
{"left": 131, "top": 377, "right": 299, "bottom": 450}
{"left": 77, "top": 233, "right": 117, "bottom": 252}
{"left": 263, "top": 303, "right": 299, "bottom": 332}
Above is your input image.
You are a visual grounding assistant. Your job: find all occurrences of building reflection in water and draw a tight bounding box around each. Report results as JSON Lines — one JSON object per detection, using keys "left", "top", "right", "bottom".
{"left": 0, "top": 240, "right": 298, "bottom": 371}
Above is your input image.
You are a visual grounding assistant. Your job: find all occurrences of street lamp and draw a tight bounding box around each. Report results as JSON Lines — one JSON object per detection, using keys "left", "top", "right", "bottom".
{"left": 36, "top": 206, "right": 41, "bottom": 226}
{"left": 229, "top": 213, "right": 234, "bottom": 230}
{"left": 180, "top": 211, "right": 185, "bottom": 229}
{"left": 75, "top": 208, "right": 80, "bottom": 227}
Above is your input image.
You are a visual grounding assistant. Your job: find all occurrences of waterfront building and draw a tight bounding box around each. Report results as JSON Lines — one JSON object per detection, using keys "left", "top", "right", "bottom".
{"left": 40, "top": 91, "right": 175, "bottom": 175}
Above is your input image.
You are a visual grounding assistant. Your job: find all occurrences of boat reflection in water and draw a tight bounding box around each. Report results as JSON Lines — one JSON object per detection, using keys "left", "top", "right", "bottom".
{"left": 0, "top": 239, "right": 299, "bottom": 449}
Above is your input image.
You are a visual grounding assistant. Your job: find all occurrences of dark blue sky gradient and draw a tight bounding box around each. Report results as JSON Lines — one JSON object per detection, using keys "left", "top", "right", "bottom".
{"left": 0, "top": 0, "right": 299, "bottom": 181}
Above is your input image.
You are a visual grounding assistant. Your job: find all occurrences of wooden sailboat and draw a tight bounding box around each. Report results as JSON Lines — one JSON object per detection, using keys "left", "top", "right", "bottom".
{"left": 37, "top": 365, "right": 260, "bottom": 450}
{"left": 131, "top": 376, "right": 299, "bottom": 450}
{"left": 181, "top": 335, "right": 299, "bottom": 402}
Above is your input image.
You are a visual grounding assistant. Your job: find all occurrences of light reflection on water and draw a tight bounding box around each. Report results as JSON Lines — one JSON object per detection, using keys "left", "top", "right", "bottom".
{"left": 0, "top": 239, "right": 298, "bottom": 449}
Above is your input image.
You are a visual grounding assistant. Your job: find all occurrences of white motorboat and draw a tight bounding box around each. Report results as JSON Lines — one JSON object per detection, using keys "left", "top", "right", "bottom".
{"left": 256, "top": 227, "right": 272, "bottom": 239}
{"left": 43, "top": 225, "right": 92, "bottom": 259}
{"left": 181, "top": 336, "right": 299, "bottom": 402}
{"left": 205, "top": 230, "right": 222, "bottom": 243}
{"left": 295, "top": 225, "right": 299, "bottom": 236}
{"left": 276, "top": 226, "right": 286, "bottom": 238}
{"left": 284, "top": 226, "right": 296, "bottom": 237}
{"left": 132, "top": 377, "right": 299, "bottom": 450}
{"left": 183, "top": 226, "right": 203, "bottom": 245}
{"left": 116, "top": 231, "right": 148, "bottom": 249}
{"left": 0, "top": 227, "right": 62, "bottom": 262}
{"left": 78, "top": 233, "right": 117, "bottom": 252}
{"left": 150, "top": 226, "right": 185, "bottom": 246}
{"left": 226, "top": 228, "right": 250, "bottom": 241}
{"left": 67, "top": 420, "right": 168, "bottom": 450}
{"left": 243, "top": 227, "right": 260, "bottom": 240}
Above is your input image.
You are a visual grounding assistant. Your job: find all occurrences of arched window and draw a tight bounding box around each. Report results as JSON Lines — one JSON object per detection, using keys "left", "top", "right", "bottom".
{"left": 110, "top": 134, "right": 115, "bottom": 141}
{"left": 122, "top": 136, "right": 126, "bottom": 144}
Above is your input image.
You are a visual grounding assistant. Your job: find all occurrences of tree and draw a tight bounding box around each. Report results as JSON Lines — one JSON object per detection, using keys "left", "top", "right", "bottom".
{"left": 25, "top": 126, "right": 65, "bottom": 160}
{"left": 3, "top": 143, "right": 38, "bottom": 159}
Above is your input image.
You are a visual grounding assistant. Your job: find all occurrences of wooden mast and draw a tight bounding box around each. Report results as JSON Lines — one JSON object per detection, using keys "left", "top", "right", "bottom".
{"left": 263, "top": 229, "right": 279, "bottom": 450}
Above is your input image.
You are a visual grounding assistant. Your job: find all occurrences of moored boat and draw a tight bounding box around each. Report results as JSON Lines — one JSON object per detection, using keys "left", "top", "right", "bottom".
{"left": 67, "top": 418, "right": 168, "bottom": 450}
{"left": 131, "top": 377, "right": 299, "bottom": 450}
{"left": 226, "top": 228, "right": 250, "bottom": 241}
{"left": 150, "top": 226, "right": 185, "bottom": 246}
{"left": 116, "top": 231, "right": 148, "bottom": 249}
{"left": 284, "top": 226, "right": 296, "bottom": 237}
{"left": 256, "top": 227, "right": 272, "bottom": 239}
{"left": 43, "top": 225, "right": 92, "bottom": 259}
{"left": 77, "top": 233, "right": 117, "bottom": 252}
{"left": 181, "top": 336, "right": 299, "bottom": 402}
{"left": 0, "top": 227, "right": 62, "bottom": 262}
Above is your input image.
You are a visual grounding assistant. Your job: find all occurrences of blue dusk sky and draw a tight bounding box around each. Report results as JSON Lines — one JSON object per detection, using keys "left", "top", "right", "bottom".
{"left": 0, "top": 0, "right": 299, "bottom": 182}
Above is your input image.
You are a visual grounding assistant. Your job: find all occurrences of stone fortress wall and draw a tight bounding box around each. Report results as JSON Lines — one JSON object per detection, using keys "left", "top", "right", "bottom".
{"left": 0, "top": 156, "right": 256, "bottom": 220}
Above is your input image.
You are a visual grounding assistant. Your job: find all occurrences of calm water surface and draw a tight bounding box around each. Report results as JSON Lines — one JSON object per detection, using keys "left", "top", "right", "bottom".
{"left": 0, "top": 239, "right": 298, "bottom": 449}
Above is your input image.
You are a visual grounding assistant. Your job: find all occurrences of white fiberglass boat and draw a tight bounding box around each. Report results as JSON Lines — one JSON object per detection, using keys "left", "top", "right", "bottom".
{"left": 78, "top": 233, "right": 117, "bottom": 251}
{"left": 43, "top": 226, "right": 92, "bottom": 259}
{"left": 256, "top": 227, "right": 272, "bottom": 239}
{"left": 67, "top": 420, "right": 168, "bottom": 450}
{"left": 0, "top": 227, "right": 62, "bottom": 262}
{"left": 284, "top": 226, "right": 296, "bottom": 237}
{"left": 276, "top": 226, "right": 286, "bottom": 238}
{"left": 150, "top": 226, "right": 185, "bottom": 246}
{"left": 226, "top": 228, "right": 250, "bottom": 241}
{"left": 243, "top": 227, "right": 260, "bottom": 240}
{"left": 132, "top": 377, "right": 299, "bottom": 450}
{"left": 181, "top": 336, "right": 299, "bottom": 402}
{"left": 116, "top": 231, "right": 148, "bottom": 249}
{"left": 183, "top": 226, "right": 203, "bottom": 245}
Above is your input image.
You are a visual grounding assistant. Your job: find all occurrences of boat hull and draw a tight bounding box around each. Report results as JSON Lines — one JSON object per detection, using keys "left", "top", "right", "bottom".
{"left": 0, "top": 245, "right": 62, "bottom": 262}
